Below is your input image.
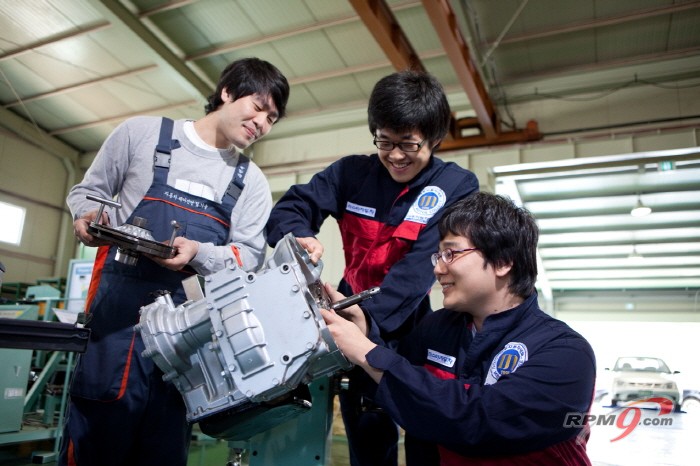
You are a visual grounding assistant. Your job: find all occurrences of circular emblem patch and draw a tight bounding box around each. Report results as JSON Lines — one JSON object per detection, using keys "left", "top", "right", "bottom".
{"left": 485, "top": 342, "right": 528, "bottom": 385}
{"left": 405, "top": 186, "right": 447, "bottom": 224}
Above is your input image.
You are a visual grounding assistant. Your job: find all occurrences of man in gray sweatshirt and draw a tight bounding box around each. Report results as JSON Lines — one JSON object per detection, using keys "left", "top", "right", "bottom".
{"left": 61, "top": 58, "right": 289, "bottom": 466}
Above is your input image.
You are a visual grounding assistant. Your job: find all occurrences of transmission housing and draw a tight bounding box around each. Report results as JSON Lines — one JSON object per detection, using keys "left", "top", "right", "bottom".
{"left": 136, "top": 233, "right": 351, "bottom": 440}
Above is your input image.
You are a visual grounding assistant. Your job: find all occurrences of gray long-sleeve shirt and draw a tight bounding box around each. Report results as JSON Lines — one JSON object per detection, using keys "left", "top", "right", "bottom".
{"left": 67, "top": 116, "right": 272, "bottom": 274}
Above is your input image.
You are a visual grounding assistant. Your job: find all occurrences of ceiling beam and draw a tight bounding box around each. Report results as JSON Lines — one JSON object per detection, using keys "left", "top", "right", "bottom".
{"left": 421, "top": 0, "right": 542, "bottom": 148}
{"left": 48, "top": 100, "right": 198, "bottom": 136}
{"left": 0, "top": 21, "right": 111, "bottom": 62}
{"left": 347, "top": 0, "right": 541, "bottom": 150}
{"left": 3, "top": 65, "right": 158, "bottom": 108}
{"left": 439, "top": 119, "right": 541, "bottom": 151}
{"left": 348, "top": 0, "right": 425, "bottom": 72}
{"left": 498, "top": 46, "right": 700, "bottom": 91}
{"left": 138, "top": 0, "right": 198, "bottom": 17}
{"left": 0, "top": 19, "right": 112, "bottom": 163}
{"left": 188, "top": 14, "right": 359, "bottom": 61}
{"left": 493, "top": 1, "right": 700, "bottom": 46}
{"left": 186, "top": 0, "right": 422, "bottom": 62}
{"left": 288, "top": 49, "right": 445, "bottom": 86}
{"left": 92, "top": 0, "right": 213, "bottom": 99}
{"left": 420, "top": 0, "right": 497, "bottom": 139}
{"left": 0, "top": 106, "right": 80, "bottom": 164}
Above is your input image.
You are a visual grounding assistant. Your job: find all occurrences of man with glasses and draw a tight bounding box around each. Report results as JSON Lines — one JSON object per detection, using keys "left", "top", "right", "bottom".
{"left": 321, "top": 192, "right": 596, "bottom": 465}
{"left": 266, "top": 70, "right": 478, "bottom": 466}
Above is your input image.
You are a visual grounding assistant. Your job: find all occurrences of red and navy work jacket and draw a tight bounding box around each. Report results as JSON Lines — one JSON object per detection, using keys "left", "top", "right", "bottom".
{"left": 366, "top": 294, "right": 596, "bottom": 465}
{"left": 266, "top": 154, "right": 478, "bottom": 342}
{"left": 71, "top": 118, "right": 247, "bottom": 402}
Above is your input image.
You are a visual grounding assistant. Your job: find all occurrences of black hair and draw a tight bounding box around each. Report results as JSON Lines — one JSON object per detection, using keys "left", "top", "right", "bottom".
{"left": 368, "top": 70, "right": 451, "bottom": 147}
{"left": 438, "top": 192, "right": 539, "bottom": 298}
{"left": 205, "top": 58, "right": 290, "bottom": 119}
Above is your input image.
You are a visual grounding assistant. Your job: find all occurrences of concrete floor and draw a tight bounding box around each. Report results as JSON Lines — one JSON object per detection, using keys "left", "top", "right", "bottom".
{"left": 1, "top": 401, "right": 696, "bottom": 466}
{"left": 586, "top": 401, "right": 699, "bottom": 466}
{"left": 185, "top": 406, "right": 699, "bottom": 466}
{"left": 186, "top": 405, "right": 700, "bottom": 466}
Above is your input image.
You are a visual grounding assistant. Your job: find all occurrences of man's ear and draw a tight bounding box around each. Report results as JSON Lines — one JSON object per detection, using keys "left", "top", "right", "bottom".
{"left": 495, "top": 262, "right": 513, "bottom": 278}
{"left": 430, "top": 139, "right": 443, "bottom": 152}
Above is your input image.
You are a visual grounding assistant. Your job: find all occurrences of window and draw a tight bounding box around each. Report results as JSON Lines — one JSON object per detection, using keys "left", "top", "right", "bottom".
{"left": 0, "top": 201, "right": 26, "bottom": 245}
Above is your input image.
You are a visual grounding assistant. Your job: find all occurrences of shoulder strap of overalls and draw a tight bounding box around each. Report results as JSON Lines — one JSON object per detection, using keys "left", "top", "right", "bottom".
{"left": 153, "top": 117, "right": 181, "bottom": 180}
{"left": 152, "top": 117, "right": 249, "bottom": 209}
{"left": 223, "top": 154, "right": 250, "bottom": 210}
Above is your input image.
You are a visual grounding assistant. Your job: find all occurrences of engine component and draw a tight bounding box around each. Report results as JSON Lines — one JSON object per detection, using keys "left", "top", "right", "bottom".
{"left": 85, "top": 194, "right": 177, "bottom": 266}
{"left": 136, "top": 233, "right": 356, "bottom": 440}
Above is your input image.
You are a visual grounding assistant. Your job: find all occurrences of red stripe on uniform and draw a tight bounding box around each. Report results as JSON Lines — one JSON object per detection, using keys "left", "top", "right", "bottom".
{"left": 143, "top": 196, "right": 230, "bottom": 228}
{"left": 116, "top": 332, "right": 137, "bottom": 400}
{"left": 67, "top": 439, "right": 77, "bottom": 466}
{"left": 231, "top": 245, "right": 243, "bottom": 267}
{"left": 392, "top": 220, "right": 423, "bottom": 240}
{"left": 425, "top": 364, "right": 456, "bottom": 380}
{"left": 84, "top": 245, "right": 109, "bottom": 313}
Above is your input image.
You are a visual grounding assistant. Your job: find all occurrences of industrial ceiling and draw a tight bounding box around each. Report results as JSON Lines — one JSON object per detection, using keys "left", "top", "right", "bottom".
{"left": 1, "top": 0, "right": 699, "bottom": 298}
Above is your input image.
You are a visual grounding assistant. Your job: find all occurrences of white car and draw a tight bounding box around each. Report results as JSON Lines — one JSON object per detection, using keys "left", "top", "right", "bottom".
{"left": 607, "top": 356, "right": 680, "bottom": 409}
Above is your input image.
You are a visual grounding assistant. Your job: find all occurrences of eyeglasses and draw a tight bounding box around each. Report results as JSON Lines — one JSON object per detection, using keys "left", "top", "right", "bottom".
{"left": 373, "top": 138, "right": 426, "bottom": 153}
{"left": 430, "top": 247, "right": 478, "bottom": 267}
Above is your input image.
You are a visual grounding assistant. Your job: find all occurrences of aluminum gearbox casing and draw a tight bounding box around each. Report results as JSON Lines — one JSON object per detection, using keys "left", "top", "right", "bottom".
{"left": 136, "top": 233, "right": 352, "bottom": 440}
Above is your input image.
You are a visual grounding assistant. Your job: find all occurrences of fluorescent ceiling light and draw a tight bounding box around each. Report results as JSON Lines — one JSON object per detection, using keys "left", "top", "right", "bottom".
{"left": 543, "top": 256, "right": 700, "bottom": 269}
{"left": 539, "top": 242, "right": 700, "bottom": 258}
{"left": 539, "top": 227, "right": 700, "bottom": 246}
{"left": 547, "top": 278, "right": 700, "bottom": 290}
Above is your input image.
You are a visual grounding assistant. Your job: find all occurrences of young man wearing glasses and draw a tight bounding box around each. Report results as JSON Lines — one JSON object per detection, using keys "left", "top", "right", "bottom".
{"left": 321, "top": 192, "right": 596, "bottom": 466}
{"left": 266, "top": 70, "right": 478, "bottom": 466}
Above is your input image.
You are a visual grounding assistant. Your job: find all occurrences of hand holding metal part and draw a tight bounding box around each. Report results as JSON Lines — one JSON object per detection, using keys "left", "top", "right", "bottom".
{"left": 85, "top": 194, "right": 178, "bottom": 266}
{"left": 323, "top": 284, "right": 379, "bottom": 338}
{"left": 330, "top": 286, "right": 381, "bottom": 311}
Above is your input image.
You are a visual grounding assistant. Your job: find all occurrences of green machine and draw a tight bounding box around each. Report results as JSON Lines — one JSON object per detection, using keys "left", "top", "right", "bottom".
{"left": 0, "top": 286, "right": 90, "bottom": 463}
{"left": 228, "top": 378, "right": 338, "bottom": 466}
{"left": 0, "top": 304, "right": 39, "bottom": 434}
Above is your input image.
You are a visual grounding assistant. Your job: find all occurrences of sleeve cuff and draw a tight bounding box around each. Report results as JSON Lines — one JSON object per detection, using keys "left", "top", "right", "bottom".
{"left": 189, "top": 241, "right": 213, "bottom": 272}
{"left": 366, "top": 345, "right": 402, "bottom": 371}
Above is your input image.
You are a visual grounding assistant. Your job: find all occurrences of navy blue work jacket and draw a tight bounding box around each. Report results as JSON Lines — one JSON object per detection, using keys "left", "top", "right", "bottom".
{"left": 367, "top": 294, "right": 596, "bottom": 465}
{"left": 266, "top": 154, "right": 478, "bottom": 342}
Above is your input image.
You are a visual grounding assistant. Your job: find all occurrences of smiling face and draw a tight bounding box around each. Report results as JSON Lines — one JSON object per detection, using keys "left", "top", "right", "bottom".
{"left": 215, "top": 91, "right": 279, "bottom": 149}
{"left": 434, "top": 232, "right": 523, "bottom": 328}
{"left": 434, "top": 233, "right": 495, "bottom": 315}
{"left": 375, "top": 128, "right": 435, "bottom": 183}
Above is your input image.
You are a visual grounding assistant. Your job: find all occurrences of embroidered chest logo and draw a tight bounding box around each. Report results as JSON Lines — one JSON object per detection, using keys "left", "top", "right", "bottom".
{"left": 427, "top": 349, "right": 456, "bottom": 368}
{"left": 484, "top": 342, "right": 528, "bottom": 386}
{"left": 404, "top": 186, "right": 446, "bottom": 224}
{"left": 346, "top": 201, "right": 376, "bottom": 218}
{"left": 163, "top": 190, "right": 210, "bottom": 210}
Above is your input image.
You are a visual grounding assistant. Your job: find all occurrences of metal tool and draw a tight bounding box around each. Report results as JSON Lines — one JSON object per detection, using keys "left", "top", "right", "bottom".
{"left": 331, "top": 287, "right": 381, "bottom": 311}
{"left": 85, "top": 194, "right": 178, "bottom": 265}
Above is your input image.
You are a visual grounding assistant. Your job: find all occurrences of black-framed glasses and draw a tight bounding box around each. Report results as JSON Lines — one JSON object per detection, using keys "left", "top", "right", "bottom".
{"left": 373, "top": 138, "right": 426, "bottom": 153}
{"left": 430, "top": 247, "right": 478, "bottom": 266}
